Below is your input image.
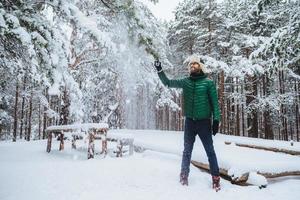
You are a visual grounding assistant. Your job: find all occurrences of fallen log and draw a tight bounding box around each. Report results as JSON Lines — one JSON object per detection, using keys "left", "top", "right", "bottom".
{"left": 258, "top": 171, "right": 300, "bottom": 178}
{"left": 191, "top": 160, "right": 250, "bottom": 186}
{"left": 191, "top": 160, "right": 300, "bottom": 187}
{"left": 224, "top": 142, "right": 300, "bottom": 156}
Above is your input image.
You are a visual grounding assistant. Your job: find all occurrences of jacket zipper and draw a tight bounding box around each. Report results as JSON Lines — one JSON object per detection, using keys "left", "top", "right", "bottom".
{"left": 192, "top": 80, "right": 195, "bottom": 120}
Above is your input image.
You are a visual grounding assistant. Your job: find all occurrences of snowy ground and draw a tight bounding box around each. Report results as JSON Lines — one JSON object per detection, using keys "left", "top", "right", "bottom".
{"left": 1, "top": 129, "right": 300, "bottom": 200}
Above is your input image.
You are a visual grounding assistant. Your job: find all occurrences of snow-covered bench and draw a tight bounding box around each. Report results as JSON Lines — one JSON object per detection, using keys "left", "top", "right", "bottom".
{"left": 45, "top": 123, "right": 134, "bottom": 159}
{"left": 107, "top": 132, "right": 134, "bottom": 157}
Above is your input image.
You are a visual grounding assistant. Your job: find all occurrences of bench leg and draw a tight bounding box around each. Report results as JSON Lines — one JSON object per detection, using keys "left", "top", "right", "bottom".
{"left": 129, "top": 140, "right": 134, "bottom": 156}
{"left": 100, "top": 130, "right": 107, "bottom": 156}
{"left": 72, "top": 136, "right": 76, "bottom": 149}
{"left": 46, "top": 133, "right": 52, "bottom": 153}
{"left": 101, "top": 139, "right": 107, "bottom": 155}
{"left": 88, "top": 133, "right": 95, "bottom": 159}
{"left": 59, "top": 133, "right": 64, "bottom": 151}
{"left": 116, "top": 141, "right": 123, "bottom": 157}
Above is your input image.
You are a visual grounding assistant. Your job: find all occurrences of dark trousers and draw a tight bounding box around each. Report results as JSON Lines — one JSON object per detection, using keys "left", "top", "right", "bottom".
{"left": 181, "top": 118, "right": 219, "bottom": 176}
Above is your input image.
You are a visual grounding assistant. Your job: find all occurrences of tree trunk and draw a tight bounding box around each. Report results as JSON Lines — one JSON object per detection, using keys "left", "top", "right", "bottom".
{"left": 13, "top": 82, "right": 19, "bottom": 142}
{"left": 264, "top": 74, "right": 273, "bottom": 139}
{"left": 165, "top": 106, "right": 168, "bottom": 130}
{"left": 246, "top": 76, "right": 258, "bottom": 138}
{"left": 19, "top": 75, "right": 27, "bottom": 140}
{"left": 236, "top": 78, "right": 240, "bottom": 136}
{"left": 219, "top": 71, "right": 225, "bottom": 134}
{"left": 59, "top": 86, "right": 70, "bottom": 125}
{"left": 279, "top": 70, "right": 288, "bottom": 141}
{"left": 295, "top": 80, "right": 299, "bottom": 141}
{"left": 230, "top": 78, "right": 235, "bottom": 135}
{"left": 241, "top": 81, "right": 245, "bottom": 137}
{"left": 207, "top": 0, "right": 212, "bottom": 55}
{"left": 42, "top": 88, "right": 49, "bottom": 139}
{"left": 38, "top": 100, "right": 41, "bottom": 140}
{"left": 226, "top": 97, "right": 231, "bottom": 135}
{"left": 24, "top": 110, "right": 28, "bottom": 140}
{"left": 27, "top": 90, "right": 33, "bottom": 141}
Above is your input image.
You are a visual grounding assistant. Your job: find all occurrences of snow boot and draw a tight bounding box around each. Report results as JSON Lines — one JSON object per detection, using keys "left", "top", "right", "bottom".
{"left": 212, "top": 175, "right": 221, "bottom": 192}
{"left": 179, "top": 172, "right": 189, "bottom": 186}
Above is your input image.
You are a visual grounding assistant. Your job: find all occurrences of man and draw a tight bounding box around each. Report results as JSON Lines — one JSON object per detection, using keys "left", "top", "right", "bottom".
{"left": 154, "top": 55, "right": 221, "bottom": 191}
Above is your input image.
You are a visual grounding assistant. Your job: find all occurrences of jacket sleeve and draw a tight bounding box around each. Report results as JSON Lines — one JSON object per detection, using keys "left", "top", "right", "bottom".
{"left": 208, "top": 80, "right": 221, "bottom": 121}
{"left": 157, "top": 71, "right": 185, "bottom": 88}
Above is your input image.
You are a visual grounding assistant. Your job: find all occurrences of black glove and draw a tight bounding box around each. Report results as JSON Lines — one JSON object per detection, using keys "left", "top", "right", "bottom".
{"left": 154, "top": 60, "right": 162, "bottom": 72}
{"left": 212, "top": 120, "right": 219, "bottom": 135}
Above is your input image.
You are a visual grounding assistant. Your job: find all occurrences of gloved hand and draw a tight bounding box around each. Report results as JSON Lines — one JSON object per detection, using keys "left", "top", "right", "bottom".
{"left": 212, "top": 120, "right": 219, "bottom": 135}
{"left": 154, "top": 60, "right": 162, "bottom": 72}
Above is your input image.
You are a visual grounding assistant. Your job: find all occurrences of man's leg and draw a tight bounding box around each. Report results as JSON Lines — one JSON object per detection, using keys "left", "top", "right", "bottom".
{"left": 197, "top": 120, "right": 219, "bottom": 176}
{"left": 180, "top": 118, "right": 196, "bottom": 184}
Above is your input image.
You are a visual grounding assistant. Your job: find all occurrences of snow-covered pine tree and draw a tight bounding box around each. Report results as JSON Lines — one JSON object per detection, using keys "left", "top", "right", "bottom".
{"left": 0, "top": 0, "right": 83, "bottom": 140}
{"left": 62, "top": 0, "right": 172, "bottom": 129}
{"left": 166, "top": 0, "right": 300, "bottom": 140}
{"left": 250, "top": 0, "right": 300, "bottom": 140}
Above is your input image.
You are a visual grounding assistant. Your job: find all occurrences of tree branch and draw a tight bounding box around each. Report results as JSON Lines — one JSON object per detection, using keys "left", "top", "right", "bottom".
{"left": 100, "top": 0, "right": 112, "bottom": 9}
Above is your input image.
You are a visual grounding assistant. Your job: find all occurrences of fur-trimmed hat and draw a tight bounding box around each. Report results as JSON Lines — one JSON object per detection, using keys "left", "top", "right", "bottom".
{"left": 185, "top": 55, "right": 206, "bottom": 73}
{"left": 188, "top": 55, "right": 201, "bottom": 65}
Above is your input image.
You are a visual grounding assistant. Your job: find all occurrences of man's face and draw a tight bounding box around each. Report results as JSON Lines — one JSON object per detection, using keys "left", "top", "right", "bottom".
{"left": 189, "top": 62, "right": 201, "bottom": 74}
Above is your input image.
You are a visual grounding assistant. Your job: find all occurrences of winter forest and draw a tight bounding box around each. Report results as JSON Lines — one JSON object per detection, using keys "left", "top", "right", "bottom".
{"left": 1, "top": 0, "right": 299, "bottom": 142}
{"left": 1, "top": 0, "right": 300, "bottom": 199}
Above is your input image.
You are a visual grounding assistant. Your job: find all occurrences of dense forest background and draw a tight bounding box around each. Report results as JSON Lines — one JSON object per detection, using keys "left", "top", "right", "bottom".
{"left": 0, "top": 0, "right": 299, "bottom": 142}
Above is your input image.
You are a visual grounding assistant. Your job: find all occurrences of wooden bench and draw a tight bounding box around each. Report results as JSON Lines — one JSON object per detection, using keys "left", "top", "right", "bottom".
{"left": 45, "top": 123, "right": 134, "bottom": 159}
{"left": 106, "top": 132, "right": 134, "bottom": 157}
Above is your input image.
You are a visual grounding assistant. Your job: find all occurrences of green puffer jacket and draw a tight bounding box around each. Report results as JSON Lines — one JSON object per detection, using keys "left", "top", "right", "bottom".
{"left": 158, "top": 71, "right": 220, "bottom": 121}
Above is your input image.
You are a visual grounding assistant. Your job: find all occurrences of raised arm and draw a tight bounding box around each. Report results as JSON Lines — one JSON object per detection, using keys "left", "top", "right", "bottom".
{"left": 154, "top": 61, "right": 185, "bottom": 88}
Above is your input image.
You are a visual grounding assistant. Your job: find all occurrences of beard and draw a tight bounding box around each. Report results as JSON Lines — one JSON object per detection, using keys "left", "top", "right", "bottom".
{"left": 190, "top": 68, "right": 202, "bottom": 76}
